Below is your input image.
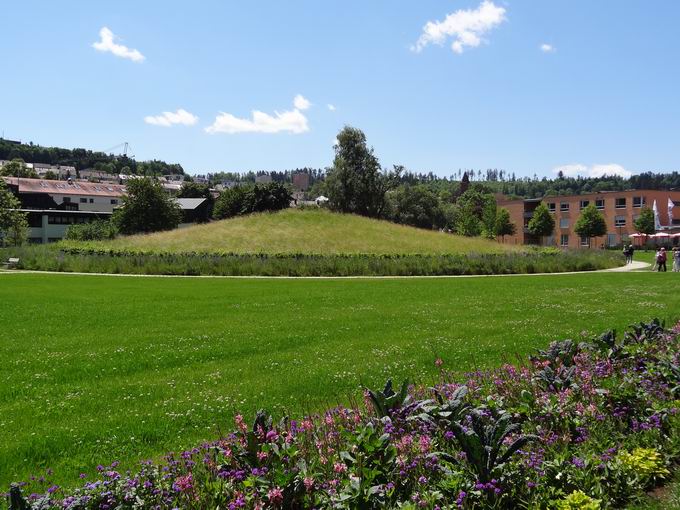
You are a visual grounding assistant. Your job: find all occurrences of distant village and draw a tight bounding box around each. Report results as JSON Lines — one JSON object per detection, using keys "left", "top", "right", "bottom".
{"left": 0, "top": 158, "right": 319, "bottom": 245}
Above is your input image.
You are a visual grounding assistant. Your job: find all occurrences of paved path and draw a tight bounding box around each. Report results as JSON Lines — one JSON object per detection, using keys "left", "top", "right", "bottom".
{"left": 604, "top": 260, "right": 650, "bottom": 272}
{"left": 0, "top": 260, "right": 651, "bottom": 279}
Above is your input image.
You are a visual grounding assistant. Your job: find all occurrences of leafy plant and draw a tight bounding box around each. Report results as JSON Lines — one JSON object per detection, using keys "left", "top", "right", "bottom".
{"left": 367, "top": 379, "right": 410, "bottom": 418}
{"left": 415, "top": 385, "right": 470, "bottom": 426}
{"left": 553, "top": 490, "right": 602, "bottom": 510}
{"left": 532, "top": 339, "right": 580, "bottom": 367}
{"left": 449, "top": 409, "right": 537, "bottom": 483}
{"left": 535, "top": 365, "right": 578, "bottom": 392}
{"left": 624, "top": 319, "right": 665, "bottom": 344}
{"left": 334, "top": 423, "right": 398, "bottom": 507}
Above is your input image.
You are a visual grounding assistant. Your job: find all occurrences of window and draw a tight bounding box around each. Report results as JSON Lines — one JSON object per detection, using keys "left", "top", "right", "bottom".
{"left": 63, "top": 197, "right": 71, "bottom": 203}
{"left": 560, "top": 234, "right": 569, "bottom": 247}
{"left": 560, "top": 202, "right": 570, "bottom": 212}
{"left": 615, "top": 197, "right": 626, "bottom": 209}
{"left": 80, "top": 197, "right": 87, "bottom": 203}
{"left": 595, "top": 199, "right": 605, "bottom": 210}
{"left": 89, "top": 198, "right": 94, "bottom": 203}
{"left": 559, "top": 218, "right": 569, "bottom": 229}
{"left": 111, "top": 199, "right": 118, "bottom": 205}
{"left": 579, "top": 200, "right": 590, "bottom": 210}
{"left": 615, "top": 215, "right": 626, "bottom": 227}
{"left": 548, "top": 202, "right": 556, "bottom": 212}
{"left": 580, "top": 236, "right": 590, "bottom": 246}
{"left": 633, "top": 196, "right": 645, "bottom": 208}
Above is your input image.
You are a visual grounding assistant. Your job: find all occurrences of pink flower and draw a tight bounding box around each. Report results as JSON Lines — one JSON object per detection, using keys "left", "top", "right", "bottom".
{"left": 268, "top": 487, "right": 283, "bottom": 505}
{"left": 173, "top": 474, "right": 193, "bottom": 493}
{"left": 419, "top": 435, "right": 431, "bottom": 453}
{"left": 334, "top": 462, "right": 347, "bottom": 473}
{"left": 303, "top": 477, "right": 315, "bottom": 491}
{"left": 435, "top": 358, "right": 444, "bottom": 367}
{"left": 257, "top": 451, "right": 268, "bottom": 461}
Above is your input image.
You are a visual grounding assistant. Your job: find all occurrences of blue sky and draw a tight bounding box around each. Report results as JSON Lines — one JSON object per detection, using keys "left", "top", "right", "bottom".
{"left": 2, "top": 1, "right": 679, "bottom": 178}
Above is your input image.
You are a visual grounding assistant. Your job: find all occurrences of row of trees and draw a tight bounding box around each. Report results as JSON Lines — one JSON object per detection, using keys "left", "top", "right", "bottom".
{"left": 525, "top": 202, "right": 657, "bottom": 246}
{"left": 321, "top": 127, "right": 515, "bottom": 239}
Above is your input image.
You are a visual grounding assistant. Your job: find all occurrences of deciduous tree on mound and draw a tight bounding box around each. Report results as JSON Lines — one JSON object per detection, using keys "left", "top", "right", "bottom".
{"left": 326, "top": 126, "right": 398, "bottom": 218}
{"left": 114, "top": 177, "right": 182, "bottom": 234}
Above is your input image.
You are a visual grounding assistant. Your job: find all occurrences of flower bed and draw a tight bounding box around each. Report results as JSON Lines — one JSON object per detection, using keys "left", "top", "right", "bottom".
{"left": 5, "top": 320, "right": 680, "bottom": 509}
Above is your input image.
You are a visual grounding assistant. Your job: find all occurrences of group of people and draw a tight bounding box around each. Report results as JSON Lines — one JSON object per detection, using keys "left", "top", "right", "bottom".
{"left": 652, "top": 246, "right": 680, "bottom": 272}
{"left": 622, "top": 244, "right": 680, "bottom": 271}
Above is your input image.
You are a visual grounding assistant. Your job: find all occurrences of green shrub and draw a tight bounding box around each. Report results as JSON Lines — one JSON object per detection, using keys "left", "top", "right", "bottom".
{"left": 65, "top": 220, "right": 118, "bottom": 241}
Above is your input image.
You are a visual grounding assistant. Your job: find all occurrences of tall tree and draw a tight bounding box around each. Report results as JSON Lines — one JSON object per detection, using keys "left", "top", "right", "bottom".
{"left": 325, "top": 126, "right": 396, "bottom": 217}
{"left": 527, "top": 203, "right": 555, "bottom": 245}
{"left": 0, "top": 179, "right": 28, "bottom": 246}
{"left": 459, "top": 171, "right": 470, "bottom": 195}
{"left": 494, "top": 208, "right": 516, "bottom": 242}
{"left": 114, "top": 177, "right": 182, "bottom": 234}
{"left": 574, "top": 203, "right": 607, "bottom": 248}
{"left": 453, "top": 188, "right": 496, "bottom": 237}
{"left": 633, "top": 207, "right": 656, "bottom": 235}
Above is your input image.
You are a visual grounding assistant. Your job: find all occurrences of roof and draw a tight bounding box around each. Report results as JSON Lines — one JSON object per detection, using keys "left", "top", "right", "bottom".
{"left": 2, "top": 177, "right": 125, "bottom": 197}
{"left": 176, "top": 197, "right": 207, "bottom": 210}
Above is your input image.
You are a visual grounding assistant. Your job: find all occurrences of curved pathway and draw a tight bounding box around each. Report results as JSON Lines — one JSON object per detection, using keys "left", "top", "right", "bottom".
{"left": 0, "top": 260, "right": 651, "bottom": 279}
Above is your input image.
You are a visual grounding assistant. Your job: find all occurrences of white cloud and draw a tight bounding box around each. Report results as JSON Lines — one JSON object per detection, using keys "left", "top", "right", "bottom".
{"left": 92, "top": 27, "right": 145, "bottom": 63}
{"left": 327, "top": 104, "right": 337, "bottom": 112}
{"left": 540, "top": 43, "right": 556, "bottom": 53}
{"left": 205, "top": 97, "right": 309, "bottom": 134}
{"left": 293, "top": 94, "right": 311, "bottom": 110}
{"left": 553, "top": 163, "right": 633, "bottom": 179}
{"left": 412, "top": 0, "right": 507, "bottom": 55}
{"left": 144, "top": 109, "right": 198, "bottom": 127}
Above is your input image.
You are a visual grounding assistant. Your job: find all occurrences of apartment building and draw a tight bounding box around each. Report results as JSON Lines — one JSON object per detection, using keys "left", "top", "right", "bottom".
{"left": 2, "top": 176, "right": 125, "bottom": 244}
{"left": 498, "top": 190, "right": 680, "bottom": 248}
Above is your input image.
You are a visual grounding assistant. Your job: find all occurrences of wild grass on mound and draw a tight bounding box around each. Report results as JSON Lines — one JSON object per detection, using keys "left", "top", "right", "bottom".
{"left": 3, "top": 245, "right": 622, "bottom": 276}
{"left": 61, "top": 209, "right": 516, "bottom": 256}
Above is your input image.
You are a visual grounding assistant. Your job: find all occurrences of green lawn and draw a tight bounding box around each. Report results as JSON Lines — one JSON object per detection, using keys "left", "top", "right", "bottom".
{"left": 61, "top": 208, "right": 518, "bottom": 255}
{"left": 1, "top": 271, "right": 679, "bottom": 488}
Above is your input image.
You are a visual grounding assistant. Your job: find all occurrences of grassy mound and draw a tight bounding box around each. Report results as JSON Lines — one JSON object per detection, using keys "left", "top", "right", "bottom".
{"left": 62, "top": 209, "right": 517, "bottom": 255}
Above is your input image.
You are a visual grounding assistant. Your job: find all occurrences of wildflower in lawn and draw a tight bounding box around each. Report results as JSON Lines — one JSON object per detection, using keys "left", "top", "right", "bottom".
{"left": 172, "top": 474, "right": 193, "bottom": 492}
{"left": 435, "top": 358, "right": 443, "bottom": 367}
{"left": 333, "top": 462, "right": 347, "bottom": 473}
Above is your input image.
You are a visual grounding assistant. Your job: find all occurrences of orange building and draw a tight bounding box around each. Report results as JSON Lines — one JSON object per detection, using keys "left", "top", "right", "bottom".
{"left": 498, "top": 190, "right": 680, "bottom": 248}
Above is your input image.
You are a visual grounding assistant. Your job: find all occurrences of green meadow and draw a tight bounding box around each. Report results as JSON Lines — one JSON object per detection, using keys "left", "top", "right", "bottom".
{"left": 1, "top": 270, "right": 679, "bottom": 488}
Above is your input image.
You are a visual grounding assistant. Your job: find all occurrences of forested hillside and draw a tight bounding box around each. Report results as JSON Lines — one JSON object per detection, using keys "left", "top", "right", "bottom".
{"left": 0, "top": 139, "right": 184, "bottom": 176}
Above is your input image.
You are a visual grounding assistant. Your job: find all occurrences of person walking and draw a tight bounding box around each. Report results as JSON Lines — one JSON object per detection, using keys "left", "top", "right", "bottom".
{"left": 673, "top": 247, "right": 680, "bottom": 272}
{"left": 656, "top": 247, "right": 667, "bottom": 272}
{"left": 628, "top": 244, "right": 635, "bottom": 264}
{"left": 623, "top": 244, "right": 631, "bottom": 264}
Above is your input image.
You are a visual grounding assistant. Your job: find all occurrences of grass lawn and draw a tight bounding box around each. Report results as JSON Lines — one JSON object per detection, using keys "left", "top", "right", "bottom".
{"left": 1, "top": 271, "right": 679, "bottom": 488}
{"left": 62, "top": 208, "right": 518, "bottom": 255}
